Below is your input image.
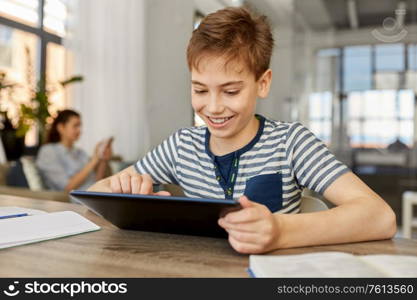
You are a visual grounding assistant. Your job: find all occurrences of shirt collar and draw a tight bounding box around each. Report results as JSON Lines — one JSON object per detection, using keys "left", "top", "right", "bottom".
{"left": 205, "top": 114, "right": 266, "bottom": 159}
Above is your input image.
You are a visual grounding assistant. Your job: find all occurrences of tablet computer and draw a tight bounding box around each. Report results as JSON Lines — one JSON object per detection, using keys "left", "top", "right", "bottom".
{"left": 70, "top": 190, "right": 240, "bottom": 238}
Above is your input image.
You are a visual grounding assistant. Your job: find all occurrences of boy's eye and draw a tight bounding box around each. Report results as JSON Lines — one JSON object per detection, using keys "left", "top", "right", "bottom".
{"left": 224, "top": 90, "right": 240, "bottom": 96}
{"left": 194, "top": 90, "right": 208, "bottom": 94}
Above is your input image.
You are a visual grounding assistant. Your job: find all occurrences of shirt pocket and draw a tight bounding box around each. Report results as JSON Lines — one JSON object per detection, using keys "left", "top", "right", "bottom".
{"left": 244, "top": 173, "right": 283, "bottom": 212}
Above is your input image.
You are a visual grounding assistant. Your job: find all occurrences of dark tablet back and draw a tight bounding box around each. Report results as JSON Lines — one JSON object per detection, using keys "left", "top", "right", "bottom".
{"left": 70, "top": 190, "right": 240, "bottom": 238}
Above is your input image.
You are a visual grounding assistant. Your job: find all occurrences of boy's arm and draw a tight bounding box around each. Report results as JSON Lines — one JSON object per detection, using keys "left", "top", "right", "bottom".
{"left": 273, "top": 122, "right": 395, "bottom": 249}
{"left": 219, "top": 171, "right": 396, "bottom": 254}
{"left": 275, "top": 171, "right": 396, "bottom": 249}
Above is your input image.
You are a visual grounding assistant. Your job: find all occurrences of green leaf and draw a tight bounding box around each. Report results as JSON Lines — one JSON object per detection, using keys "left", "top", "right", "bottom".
{"left": 60, "top": 75, "right": 83, "bottom": 87}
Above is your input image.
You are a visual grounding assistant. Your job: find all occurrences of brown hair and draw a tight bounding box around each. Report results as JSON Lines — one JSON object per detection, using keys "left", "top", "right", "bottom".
{"left": 187, "top": 7, "right": 274, "bottom": 80}
{"left": 46, "top": 109, "right": 80, "bottom": 143}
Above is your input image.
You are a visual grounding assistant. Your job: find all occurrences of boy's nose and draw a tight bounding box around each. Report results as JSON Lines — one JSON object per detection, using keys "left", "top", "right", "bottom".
{"left": 207, "top": 95, "right": 225, "bottom": 114}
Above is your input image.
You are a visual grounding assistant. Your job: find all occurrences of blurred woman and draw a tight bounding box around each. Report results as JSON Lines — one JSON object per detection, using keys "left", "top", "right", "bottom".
{"left": 36, "top": 109, "right": 112, "bottom": 191}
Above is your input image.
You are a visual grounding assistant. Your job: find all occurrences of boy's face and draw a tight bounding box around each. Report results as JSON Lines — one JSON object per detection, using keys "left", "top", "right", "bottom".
{"left": 191, "top": 55, "right": 271, "bottom": 141}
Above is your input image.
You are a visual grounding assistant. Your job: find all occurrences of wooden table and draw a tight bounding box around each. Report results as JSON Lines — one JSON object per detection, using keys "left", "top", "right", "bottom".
{"left": 0, "top": 195, "right": 417, "bottom": 277}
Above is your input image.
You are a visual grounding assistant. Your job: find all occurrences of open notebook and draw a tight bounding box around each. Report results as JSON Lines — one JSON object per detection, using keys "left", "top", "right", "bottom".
{"left": 0, "top": 207, "right": 100, "bottom": 249}
{"left": 249, "top": 252, "right": 417, "bottom": 278}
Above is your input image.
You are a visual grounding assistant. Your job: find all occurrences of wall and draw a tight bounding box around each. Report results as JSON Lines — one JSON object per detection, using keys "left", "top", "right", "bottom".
{"left": 248, "top": 0, "right": 296, "bottom": 122}
{"left": 256, "top": 23, "right": 295, "bottom": 122}
{"left": 67, "top": 0, "right": 193, "bottom": 161}
{"left": 247, "top": 0, "right": 315, "bottom": 124}
{"left": 144, "top": 0, "right": 194, "bottom": 148}
{"left": 67, "top": 0, "right": 148, "bottom": 161}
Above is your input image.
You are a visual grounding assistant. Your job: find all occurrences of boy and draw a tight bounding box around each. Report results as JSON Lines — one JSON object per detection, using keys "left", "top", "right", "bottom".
{"left": 89, "top": 7, "right": 396, "bottom": 254}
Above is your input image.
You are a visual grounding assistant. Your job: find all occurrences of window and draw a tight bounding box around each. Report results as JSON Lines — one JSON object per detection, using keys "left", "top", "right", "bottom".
{"left": 375, "top": 44, "right": 404, "bottom": 90}
{"left": 43, "top": 0, "right": 68, "bottom": 37}
{"left": 406, "top": 44, "right": 417, "bottom": 90}
{"left": 0, "top": 24, "right": 38, "bottom": 123}
{"left": 46, "top": 42, "right": 72, "bottom": 109}
{"left": 308, "top": 92, "right": 332, "bottom": 144}
{"left": 316, "top": 48, "right": 340, "bottom": 92}
{"left": 343, "top": 46, "right": 372, "bottom": 92}
{"left": 0, "top": 0, "right": 39, "bottom": 27}
{"left": 310, "top": 44, "right": 417, "bottom": 149}
{"left": 347, "top": 90, "right": 414, "bottom": 148}
{"left": 0, "top": 0, "right": 71, "bottom": 145}
{"left": 408, "top": 44, "right": 417, "bottom": 71}
{"left": 375, "top": 44, "right": 404, "bottom": 71}
{"left": 310, "top": 49, "right": 340, "bottom": 144}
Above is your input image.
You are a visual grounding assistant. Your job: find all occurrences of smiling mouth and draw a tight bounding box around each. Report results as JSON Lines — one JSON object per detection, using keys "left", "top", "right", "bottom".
{"left": 207, "top": 116, "right": 234, "bottom": 125}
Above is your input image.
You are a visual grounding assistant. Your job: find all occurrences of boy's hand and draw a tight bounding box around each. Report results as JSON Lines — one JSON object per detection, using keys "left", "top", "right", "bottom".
{"left": 110, "top": 172, "right": 171, "bottom": 196}
{"left": 218, "top": 196, "right": 280, "bottom": 254}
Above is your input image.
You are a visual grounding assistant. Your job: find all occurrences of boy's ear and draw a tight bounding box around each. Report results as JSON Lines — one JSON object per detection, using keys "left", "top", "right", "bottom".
{"left": 257, "top": 69, "right": 272, "bottom": 99}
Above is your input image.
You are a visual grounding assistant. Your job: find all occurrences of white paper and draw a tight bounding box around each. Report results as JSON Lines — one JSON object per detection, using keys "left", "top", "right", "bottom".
{"left": 360, "top": 255, "right": 417, "bottom": 278}
{"left": 250, "top": 252, "right": 384, "bottom": 277}
{"left": 0, "top": 211, "right": 100, "bottom": 249}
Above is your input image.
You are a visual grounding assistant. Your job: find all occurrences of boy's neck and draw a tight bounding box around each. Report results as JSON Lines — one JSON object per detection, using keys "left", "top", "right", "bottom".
{"left": 209, "top": 116, "right": 260, "bottom": 156}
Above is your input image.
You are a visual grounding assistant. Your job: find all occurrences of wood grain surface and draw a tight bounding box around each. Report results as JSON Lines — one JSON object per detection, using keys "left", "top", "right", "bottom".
{"left": 0, "top": 195, "right": 416, "bottom": 277}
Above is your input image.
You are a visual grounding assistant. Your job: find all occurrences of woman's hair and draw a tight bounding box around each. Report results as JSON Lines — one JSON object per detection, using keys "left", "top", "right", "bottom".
{"left": 46, "top": 109, "right": 80, "bottom": 144}
{"left": 187, "top": 7, "right": 274, "bottom": 80}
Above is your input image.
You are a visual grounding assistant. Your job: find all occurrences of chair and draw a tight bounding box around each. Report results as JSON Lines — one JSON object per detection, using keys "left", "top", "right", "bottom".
{"left": 402, "top": 191, "right": 417, "bottom": 238}
{"left": 299, "top": 195, "right": 328, "bottom": 213}
{"left": 0, "top": 160, "right": 69, "bottom": 202}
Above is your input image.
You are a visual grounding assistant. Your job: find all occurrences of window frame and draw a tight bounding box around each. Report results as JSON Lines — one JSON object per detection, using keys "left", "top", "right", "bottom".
{"left": 311, "top": 43, "right": 417, "bottom": 149}
{"left": 0, "top": 0, "right": 63, "bottom": 88}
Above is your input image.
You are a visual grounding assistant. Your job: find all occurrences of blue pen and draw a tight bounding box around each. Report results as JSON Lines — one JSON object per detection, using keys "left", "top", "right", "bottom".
{"left": 0, "top": 213, "right": 29, "bottom": 220}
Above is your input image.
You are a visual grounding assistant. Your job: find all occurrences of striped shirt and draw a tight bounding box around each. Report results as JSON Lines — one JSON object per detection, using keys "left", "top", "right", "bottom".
{"left": 135, "top": 115, "right": 349, "bottom": 214}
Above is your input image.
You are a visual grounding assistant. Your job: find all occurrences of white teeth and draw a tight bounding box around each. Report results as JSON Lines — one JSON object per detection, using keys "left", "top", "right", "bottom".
{"left": 209, "top": 117, "right": 231, "bottom": 124}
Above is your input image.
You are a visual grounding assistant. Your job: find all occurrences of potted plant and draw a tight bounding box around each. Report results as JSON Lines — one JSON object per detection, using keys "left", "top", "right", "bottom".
{"left": 17, "top": 75, "right": 83, "bottom": 145}
{"left": 1, "top": 45, "right": 83, "bottom": 160}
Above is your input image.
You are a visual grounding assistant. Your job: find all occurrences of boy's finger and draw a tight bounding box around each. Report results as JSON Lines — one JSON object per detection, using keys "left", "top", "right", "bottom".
{"left": 227, "top": 229, "right": 260, "bottom": 244}
{"left": 110, "top": 176, "right": 122, "bottom": 193}
{"left": 224, "top": 206, "right": 261, "bottom": 223}
{"left": 131, "top": 175, "right": 142, "bottom": 194}
{"left": 218, "top": 217, "right": 261, "bottom": 232}
{"left": 153, "top": 191, "right": 172, "bottom": 196}
{"left": 119, "top": 172, "right": 132, "bottom": 194}
{"left": 239, "top": 195, "right": 256, "bottom": 208}
{"left": 228, "top": 235, "right": 261, "bottom": 254}
{"left": 139, "top": 174, "right": 154, "bottom": 194}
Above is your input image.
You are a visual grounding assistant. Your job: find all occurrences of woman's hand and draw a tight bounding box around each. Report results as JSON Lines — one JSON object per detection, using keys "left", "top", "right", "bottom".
{"left": 218, "top": 196, "right": 281, "bottom": 254}
{"left": 101, "top": 143, "right": 113, "bottom": 161}
{"left": 91, "top": 142, "right": 103, "bottom": 163}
